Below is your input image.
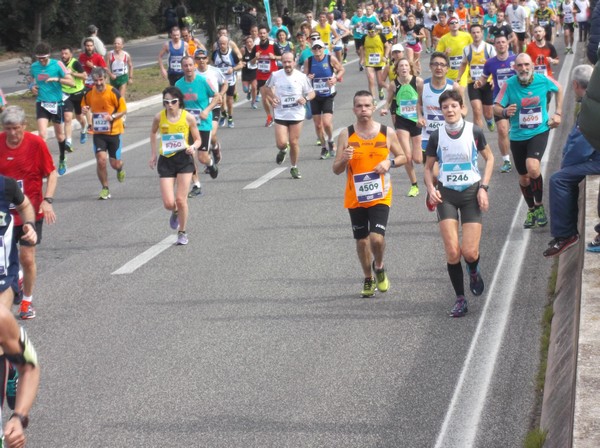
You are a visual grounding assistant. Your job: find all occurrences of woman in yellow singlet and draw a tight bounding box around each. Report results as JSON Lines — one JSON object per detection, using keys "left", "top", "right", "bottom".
{"left": 149, "top": 86, "right": 201, "bottom": 245}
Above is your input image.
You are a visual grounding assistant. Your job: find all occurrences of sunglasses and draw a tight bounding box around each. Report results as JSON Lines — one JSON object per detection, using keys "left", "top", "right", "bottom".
{"left": 313, "top": 46, "right": 323, "bottom": 50}
{"left": 430, "top": 62, "right": 448, "bottom": 67}
{"left": 310, "top": 36, "right": 320, "bottom": 40}
{"left": 163, "top": 99, "right": 179, "bottom": 105}
{"left": 195, "top": 56, "right": 208, "bottom": 60}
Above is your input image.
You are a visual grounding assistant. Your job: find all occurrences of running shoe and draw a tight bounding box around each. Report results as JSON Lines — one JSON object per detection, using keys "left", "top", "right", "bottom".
{"left": 523, "top": 209, "right": 536, "bottom": 228}
{"left": 587, "top": 235, "right": 600, "bottom": 252}
{"left": 251, "top": 102, "right": 258, "bottom": 109}
{"left": 372, "top": 261, "right": 390, "bottom": 292}
{"left": 426, "top": 192, "right": 437, "bottom": 212}
{"left": 359, "top": 64, "right": 364, "bottom": 71}
{"left": 169, "top": 210, "right": 179, "bottom": 230}
{"left": 80, "top": 130, "right": 88, "bottom": 144}
{"left": 500, "top": 160, "right": 512, "bottom": 173}
{"left": 543, "top": 234, "right": 580, "bottom": 257}
{"left": 534, "top": 205, "right": 548, "bottom": 227}
{"left": 212, "top": 143, "right": 222, "bottom": 164}
{"left": 320, "top": 147, "right": 329, "bottom": 159}
{"left": 98, "top": 187, "right": 111, "bottom": 200}
{"left": 65, "top": 141, "right": 74, "bottom": 153}
{"left": 449, "top": 296, "right": 468, "bottom": 317}
{"left": 246, "top": 91, "right": 251, "bottom": 100}
{"left": 5, "top": 363, "right": 17, "bottom": 410}
{"left": 276, "top": 147, "right": 288, "bottom": 165}
{"left": 219, "top": 115, "right": 227, "bottom": 127}
{"left": 595, "top": 223, "right": 600, "bottom": 234}
{"left": 14, "top": 269, "right": 23, "bottom": 306}
{"left": 407, "top": 184, "right": 419, "bottom": 197}
{"left": 316, "top": 139, "right": 322, "bottom": 146}
{"left": 117, "top": 169, "right": 126, "bottom": 183}
{"left": 290, "top": 167, "right": 302, "bottom": 179}
{"left": 343, "top": 58, "right": 347, "bottom": 63}
{"left": 207, "top": 163, "right": 219, "bottom": 179}
{"left": 327, "top": 141, "right": 335, "bottom": 157}
{"left": 19, "top": 304, "right": 36, "bottom": 320}
{"left": 556, "top": 31, "right": 559, "bottom": 37}
{"left": 265, "top": 115, "right": 274, "bottom": 127}
{"left": 469, "top": 267, "right": 484, "bottom": 296}
{"left": 58, "top": 159, "right": 67, "bottom": 176}
{"left": 188, "top": 185, "right": 202, "bottom": 198}
{"left": 228, "top": 118, "right": 235, "bottom": 128}
{"left": 361, "top": 276, "right": 376, "bottom": 298}
{"left": 486, "top": 120, "right": 496, "bottom": 132}
{"left": 233, "top": 91, "right": 239, "bottom": 102}
{"left": 176, "top": 231, "right": 188, "bottom": 245}
{"left": 378, "top": 88, "right": 384, "bottom": 101}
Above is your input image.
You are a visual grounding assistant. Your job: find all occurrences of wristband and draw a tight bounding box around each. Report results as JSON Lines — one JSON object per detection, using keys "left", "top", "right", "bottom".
{"left": 390, "top": 159, "right": 396, "bottom": 168}
{"left": 554, "top": 112, "right": 561, "bottom": 116}
{"left": 43, "top": 197, "right": 54, "bottom": 204}
{"left": 502, "top": 108, "right": 508, "bottom": 118}
{"left": 24, "top": 221, "right": 36, "bottom": 229}
{"left": 479, "top": 184, "right": 489, "bottom": 192}
{"left": 10, "top": 413, "right": 29, "bottom": 429}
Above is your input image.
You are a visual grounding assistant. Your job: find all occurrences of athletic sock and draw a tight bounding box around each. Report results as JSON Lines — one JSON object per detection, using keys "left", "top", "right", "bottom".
{"left": 447, "top": 262, "right": 465, "bottom": 297}
{"left": 530, "top": 175, "right": 544, "bottom": 204}
{"left": 58, "top": 140, "right": 66, "bottom": 160}
{"left": 20, "top": 295, "right": 32, "bottom": 312}
{"left": 519, "top": 183, "right": 535, "bottom": 208}
{"left": 466, "top": 256, "right": 480, "bottom": 274}
{"left": 503, "top": 155, "right": 510, "bottom": 162}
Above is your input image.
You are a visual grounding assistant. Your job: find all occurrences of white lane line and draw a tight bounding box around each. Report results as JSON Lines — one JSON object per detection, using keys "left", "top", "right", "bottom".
{"left": 112, "top": 235, "right": 177, "bottom": 275}
{"left": 63, "top": 139, "right": 150, "bottom": 176}
{"left": 433, "top": 43, "right": 576, "bottom": 448}
{"left": 243, "top": 167, "right": 287, "bottom": 189}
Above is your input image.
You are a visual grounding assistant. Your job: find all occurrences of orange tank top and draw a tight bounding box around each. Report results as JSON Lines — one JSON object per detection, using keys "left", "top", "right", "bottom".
{"left": 344, "top": 124, "right": 392, "bottom": 209}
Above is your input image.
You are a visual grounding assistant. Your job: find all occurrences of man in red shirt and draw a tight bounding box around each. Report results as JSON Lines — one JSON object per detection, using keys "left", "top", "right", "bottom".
{"left": 526, "top": 25, "right": 559, "bottom": 79}
{"left": 251, "top": 25, "right": 282, "bottom": 127}
{"left": 79, "top": 38, "right": 107, "bottom": 141}
{"left": 0, "top": 106, "right": 58, "bottom": 320}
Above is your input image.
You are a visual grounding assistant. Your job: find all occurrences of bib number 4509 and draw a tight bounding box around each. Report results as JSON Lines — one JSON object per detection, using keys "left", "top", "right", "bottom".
{"left": 359, "top": 182, "right": 379, "bottom": 192}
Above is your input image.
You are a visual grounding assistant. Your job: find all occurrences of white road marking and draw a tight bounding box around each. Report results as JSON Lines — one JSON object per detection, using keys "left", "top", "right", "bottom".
{"left": 433, "top": 41, "right": 576, "bottom": 448}
{"left": 112, "top": 235, "right": 177, "bottom": 274}
{"left": 243, "top": 167, "right": 287, "bottom": 189}
{"left": 63, "top": 139, "right": 150, "bottom": 176}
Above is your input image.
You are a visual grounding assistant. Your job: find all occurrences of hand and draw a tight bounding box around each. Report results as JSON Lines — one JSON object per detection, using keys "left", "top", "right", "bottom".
{"left": 199, "top": 111, "right": 209, "bottom": 121}
{"left": 428, "top": 188, "right": 443, "bottom": 205}
{"left": 342, "top": 145, "right": 354, "bottom": 161}
{"left": 477, "top": 188, "right": 489, "bottom": 212}
{"left": 504, "top": 104, "right": 517, "bottom": 118}
{"left": 548, "top": 113, "right": 561, "bottom": 128}
{"left": 149, "top": 155, "right": 157, "bottom": 169}
{"left": 22, "top": 223, "right": 38, "bottom": 245}
{"left": 3, "top": 417, "right": 26, "bottom": 448}
{"left": 185, "top": 146, "right": 194, "bottom": 155}
{"left": 40, "top": 201, "right": 56, "bottom": 225}
{"left": 380, "top": 108, "right": 389, "bottom": 116}
{"left": 417, "top": 117, "right": 426, "bottom": 128}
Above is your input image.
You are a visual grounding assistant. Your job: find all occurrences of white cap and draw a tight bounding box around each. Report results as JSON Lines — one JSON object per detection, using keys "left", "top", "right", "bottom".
{"left": 312, "top": 39, "right": 326, "bottom": 48}
{"left": 425, "top": 2, "right": 431, "bottom": 6}
{"left": 391, "top": 43, "right": 404, "bottom": 53}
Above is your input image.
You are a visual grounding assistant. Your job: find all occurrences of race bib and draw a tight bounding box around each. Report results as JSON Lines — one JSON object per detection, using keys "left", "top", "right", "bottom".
{"left": 257, "top": 59, "right": 270, "bottom": 72}
{"left": 449, "top": 55, "right": 462, "bottom": 70}
{"left": 534, "top": 65, "right": 548, "bottom": 76}
{"left": 442, "top": 162, "right": 472, "bottom": 189}
{"left": 519, "top": 106, "right": 542, "bottom": 129}
{"left": 92, "top": 113, "right": 110, "bottom": 132}
{"left": 219, "top": 66, "right": 230, "bottom": 75}
{"left": 353, "top": 171, "right": 384, "bottom": 203}
{"left": 313, "top": 78, "right": 331, "bottom": 95}
{"left": 247, "top": 60, "right": 258, "bottom": 70}
{"left": 62, "top": 92, "right": 70, "bottom": 101}
{"left": 169, "top": 58, "right": 182, "bottom": 72}
{"left": 161, "top": 133, "right": 187, "bottom": 156}
{"left": 187, "top": 108, "right": 202, "bottom": 121}
{"left": 539, "top": 20, "right": 549, "bottom": 26}
{"left": 41, "top": 102, "right": 58, "bottom": 115}
{"left": 281, "top": 95, "right": 299, "bottom": 109}
{"left": 399, "top": 99, "right": 418, "bottom": 120}
{"left": 382, "top": 26, "right": 391, "bottom": 35}
{"left": 497, "top": 69, "right": 513, "bottom": 88}
{"left": 406, "top": 33, "right": 417, "bottom": 45}
{"left": 112, "top": 60, "right": 126, "bottom": 75}
{"left": 368, "top": 53, "right": 381, "bottom": 65}
{"left": 470, "top": 64, "right": 484, "bottom": 80}
{"left": 426, "top": 114, "right": 444, "bottom": 134}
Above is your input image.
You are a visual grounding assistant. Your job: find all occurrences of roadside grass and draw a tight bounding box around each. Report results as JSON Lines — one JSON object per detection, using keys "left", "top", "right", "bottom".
{"left": 523, "top": 260, "right": 558, "bottom": 448}
{"left": 5, "top": 65, "right": 165, "bottom": 123}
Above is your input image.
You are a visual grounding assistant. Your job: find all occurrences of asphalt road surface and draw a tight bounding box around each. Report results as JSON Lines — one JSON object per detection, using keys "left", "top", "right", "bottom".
{"left": 5, "top": 33, "right": 583, "bottom": 447}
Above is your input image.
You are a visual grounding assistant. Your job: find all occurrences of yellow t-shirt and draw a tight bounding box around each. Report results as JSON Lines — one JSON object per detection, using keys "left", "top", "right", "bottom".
{"left": 158, "top": 109, "right": 191, "bottom": 158}
{"left": 436, "top": 31, "right": 473, "bottom": 85}
{"left": 364, "top": 34, "right": 386, "bottom": 68}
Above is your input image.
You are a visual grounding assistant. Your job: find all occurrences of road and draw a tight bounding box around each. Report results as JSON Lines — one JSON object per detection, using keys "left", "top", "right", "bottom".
{"left": 8, "top": 36, "right": 579, "bottom": 447}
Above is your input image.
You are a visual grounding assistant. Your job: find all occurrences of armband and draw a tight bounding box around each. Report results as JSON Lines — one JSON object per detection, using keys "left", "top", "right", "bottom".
{"left": 5, "top": 327, "right": 39, "bottom": 368}
{"left": 502, "top": 108, "right": 508, "bottom": 118}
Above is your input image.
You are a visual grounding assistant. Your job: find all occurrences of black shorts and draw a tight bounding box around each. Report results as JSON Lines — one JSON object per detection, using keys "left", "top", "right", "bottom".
{"left": 467, "top": 82, "right": 493, "bottom": 106}
{"left": 157, "top": 150, "right": 195, "bottom": 178}
{"left": 93, "top": 134, "right": 122, "bottom": 159}
{"left": 212, "top": 107, "right": 221, "bottom": 122}
{"left": 510, "top": 130, "right": 549, "bottom": 175}
{"left": 394, "top": 115, "right": 420, "bottom": 136}
{"left": 36, "top": 102, "right": 64, "bottom": 124}
{"left": 63, "top": 91, "right": 85, "bottom": 115}
{"left": 241, "top": 69, "right": 257, "bottom": 82}
{"left": 274, "top": 119, "right": 303, "bottom": 127}
{"left": 366, "top": 65, "right": 384, "bottom": 71}
{"left": 225, "top": 84, "right": 236, "bottom": 97}
{"left": 348, "top": 203, "right": 390, "bottom": 239}
{"left": 257, "top": 79, "right": 268, "bottom": 90}
{"left": 310, "top": 95, "right": 335, "bottom": 115}
{"left": 563, "top": 22, "right": 575, "bottom": 32}
{"left": 14, "top": 219, "right": 43, "bottom": 247}
{"left": 355, "top": 37, "right": 364, "bottom": 49}
{"left": 168, "top": 73, "right": 184, "bottom": 86}
{"left": 199, "top": 130, "right": 211, "bottom": 151}
{"left": 437, "top": 183, "right": 482, "bottom": 224}
{"left": 342, "top": 36, "right": 350, "bottom": 44}
{"left": 494, "top": 115, "right": 509, "bottom": 123}
{"left": 515, "top": 32, "right": 527, "bottom": 42}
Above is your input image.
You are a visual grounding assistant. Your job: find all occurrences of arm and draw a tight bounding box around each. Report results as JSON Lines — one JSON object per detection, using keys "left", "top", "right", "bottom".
{"left": 149, "top": 113, "right": 160, "bottom": 169}
{"left": 373, "top": 126, "right": 407, "bottom": 173}
{"left": 41, "top": 170, "right": 58, "bottom": 225}
{"left": 185, "top": 114, "right": 201, "bottom": 155}
{"left": 158, "top": 43, "right": 169, "bottom": 79}
{"left": 549, "top": 82, "right": 563, "bottom": 128}
{"left": 477, "top": 145, "right": 494, "bottom": 212}
{"left": 330, "top": 55, "right": 345, "bottom": 84}
{"left": 456, "top": 49, "right": 469, "bottom": 83}
{"left": 423, "top": 151, "right": 441, "bottom": 203}
{"left": 200, "top": 92, "right": 221, "bottom": 121}
{"left": 332, "top": 128, "right": 351, "bottom": 174}
{"left": 15, "top": 195, "right": 38, "bottom": 246}
{"left": 127, "top": 53, "right": 134, "bottom": 82}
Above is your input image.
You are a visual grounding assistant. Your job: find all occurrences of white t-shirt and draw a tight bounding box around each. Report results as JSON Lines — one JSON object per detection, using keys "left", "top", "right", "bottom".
{"left": 506, "top": 5, "right": 528, "bottom": 32}
{"left": 265, "top": 69, "right": 314, "bottom": 121}
{"left": 575, "top": 0, "right": 590, "bottom": 22}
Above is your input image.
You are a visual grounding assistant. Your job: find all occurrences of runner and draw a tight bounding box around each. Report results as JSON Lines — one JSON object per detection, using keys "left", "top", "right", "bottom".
{"left": 432, "top": 11, "right": 451, "bottom": 48}
{"left": 558, "top": 0, "right": 577, "bottom": 53}
{"left": 381, "top": 58, "right": 424, "bottom": 197}
{"left": 488, "top": 9, "right": 517, "bottom": 48}
{"left": 533, "top": 0, "right": 558, "bottom": 42}
{"left": 212, "top": 35, "right": 242, "bottom": 129}
{"left": 79, "top": 38, "right": 107, "bottom": 91}
{"left": 31, "top": 42, "right": 74, "bottom": 176}
{"left": 494, "top": 52, "right": 562, "bottom": 228}
{"left": 250, "top": 26, "right": 282, "bottom": 127}
{"left": 505, "top": 0, "right": 530, "bottom": 52}
{"left": 456, "top": 24, "right": 497, "bottom": 131}
{"left": 262, "top": 52, "right": 315, "bottom": 179}
{"left": 0, "top": 106, "right": 58, "bottom": 320}
{"left": 423, "top": 89, "right": 494, "bottom": 317}
{"left": 402, "top": 13, "right": 426, "bottom": 75}
{"left": 106, "top": 37, "right": 134, "bottom": 98}
{"left": 332, "top": 90, "right": 406, "bottom": 298}
{"left": 181, "top": 26, "right": 205, "bottom": 58}
{"left": 350, "top": 5, "right": 368, "bottom": 70}
{"left": 149, "top": 86, "right": 202, "bottom": 246}
{"left": 81, "top": 24, "right": 106, "bottom": 56}
{"left": 158, "top": 26, "right": 189, "bottom": 86}
{"left": 435, "top": 16, "right": 473, "bottom": 84}
{"left": 60, "top": 46, "right": 88, "bottom": 153}
{"left": 475, "top": 32, "right": 517, "bottom": 173}
{"left": 363, "top": 22, "right": 390, "bottom": 102}
{"left": 304, "top": 39, "right": 345, "bottom": 160}
{"left": 241, "top": 35, "right": 258, "bottom": 108}
{"left": 526, "top": 25, "right": 559, "bottom": 81}
{"left": 81, "top": 68, "right": 127, "bottom": 200}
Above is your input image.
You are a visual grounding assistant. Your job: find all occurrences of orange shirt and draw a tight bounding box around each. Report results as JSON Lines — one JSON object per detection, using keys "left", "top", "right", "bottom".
{"left": 81, "top": 86, "right": 126, "bottom": 135}
{"left": 344, "top": 124, "right": 392, "bottom": 209}
{"left": 433, "top": 23, "right": 450, "bottom": 39}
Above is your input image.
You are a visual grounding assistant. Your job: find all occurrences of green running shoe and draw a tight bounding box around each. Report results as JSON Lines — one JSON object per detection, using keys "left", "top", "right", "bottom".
{"left": 500, "top": 160, "right": 512, "bottom": 173}
{"left": 290, "top": 167, "right": 302, "bottom": 179}
{"left": 117, "top": 169, "right": 126, "bottom": 183}
{"left": 534, "top": 205, "right": 548, "bottom": 227}
{"left": 407, "top": 184, "right": 419, "bottom": 197}
{"left": 361, "top": 277, "right": 376, "bottom": 298}
{"left": 98, "top": 187, "right": 111, "bottom": 200}
{"left": 372, "top": 261, "right": 390, "bottom": 292}
{"left": 523, "top": 209, "right": 536, "bottom": 229}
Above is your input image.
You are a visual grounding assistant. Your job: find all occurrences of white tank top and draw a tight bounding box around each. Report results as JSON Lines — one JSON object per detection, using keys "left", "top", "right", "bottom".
{"left": 421, "top": 78, "right": 454, "bottom": 140}
{"left": 437, "top": 121, "right": 482, "bottom": 191}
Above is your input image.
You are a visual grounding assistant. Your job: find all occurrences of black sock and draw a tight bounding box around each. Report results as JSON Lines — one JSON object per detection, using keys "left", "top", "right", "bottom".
{"left": 519, "top": 183, "right": 535, "bottom": 208}
{"left": 466, "top": 256, "right": 480, "bottom": 274}
{"left": 447, "top": 262, "right": 465, "bottom": 297}
{"left": 58, "top": 140, "right": 66, "bottom": 160}
{"left": 530, "top": 175, "right": 543, "bottom": 204}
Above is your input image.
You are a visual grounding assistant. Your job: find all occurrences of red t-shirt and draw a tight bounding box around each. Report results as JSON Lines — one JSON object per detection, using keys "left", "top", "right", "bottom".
{"left": 0, "top": 132, "right": 56, "bottom": 225}
{"left": 78, "top": 53, "right": 107, "bottom": 86}
{"left": 526, "top": 41, "right": 557, "bottom": 78}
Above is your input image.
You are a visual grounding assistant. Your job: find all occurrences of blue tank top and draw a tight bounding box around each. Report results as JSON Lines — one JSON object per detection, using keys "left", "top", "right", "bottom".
{"left": 309, "top": 55, "right": 335, "bottom": 97}
{"left": 0, "top": 176, "right": 20, "bottom": 283}
{"left": 168, "top": 41, "right": 185, "bottom": 75}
